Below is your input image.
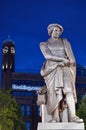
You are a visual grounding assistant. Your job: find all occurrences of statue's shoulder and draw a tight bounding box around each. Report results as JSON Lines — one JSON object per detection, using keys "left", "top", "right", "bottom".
{"left": 61, "top": 38, "right": 67, "bottom": 42}
{"left": 61, "top": 38, "right": 71, "bottom": 46}
{"left": 40, "top": 40, "right": 48, "bottom": 48}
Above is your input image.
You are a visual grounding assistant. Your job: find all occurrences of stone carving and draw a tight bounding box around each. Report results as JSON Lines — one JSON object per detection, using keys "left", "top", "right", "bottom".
{"left": 38, "top": 23, "right": 83, "bottom": 123}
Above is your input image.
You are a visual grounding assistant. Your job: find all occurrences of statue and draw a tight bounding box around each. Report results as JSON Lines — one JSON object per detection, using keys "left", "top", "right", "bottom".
{"left": 38, "top": 23, "right": 83, "bottom": 123}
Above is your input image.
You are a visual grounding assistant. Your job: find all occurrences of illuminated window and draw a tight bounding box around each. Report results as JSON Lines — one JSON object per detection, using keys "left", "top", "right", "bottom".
{"left": 21, "top": 105, "right": 25, "bottom": 116}
{"left": 17, "top": 92, "right": 21, "bottom": 96}
{"left": 79, "top": 94, "right": 84, "bottom": 99}
{"left": 26, "top": 105, "right": 30, "bottom": 116}
{"left": 25, "top": 92, "right": 32, "bottom": 96}
{"left": 37, "top": 106, "right": 40, "bottom": 116}
{"left": 12, "top": 91, "right": 17, "bottom": 96}
{"left": 26, "top": 122, "right": 30, "bottom": 130}
{"left": 20, "top": 91, "right": 25, "bottom": 96}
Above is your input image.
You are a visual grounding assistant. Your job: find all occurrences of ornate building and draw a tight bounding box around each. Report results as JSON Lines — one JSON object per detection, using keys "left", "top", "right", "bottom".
{"left": 1, "top": 40, "right": 86, "bottom": 130}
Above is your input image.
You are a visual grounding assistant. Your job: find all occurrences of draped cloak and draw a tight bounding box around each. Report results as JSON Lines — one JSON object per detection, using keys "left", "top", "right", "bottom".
{"left": 40, "top": 38, "right": 77, "bottom": 115}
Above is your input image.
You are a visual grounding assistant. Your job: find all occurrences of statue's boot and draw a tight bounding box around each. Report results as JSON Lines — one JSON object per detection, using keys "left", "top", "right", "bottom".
{"left": 70, "top": 116, "right": 83, "bottom": 123}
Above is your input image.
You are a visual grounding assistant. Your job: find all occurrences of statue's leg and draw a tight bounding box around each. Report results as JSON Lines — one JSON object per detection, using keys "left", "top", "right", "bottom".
{"left": 52, "top": 107, "right": 60, "bottom": 122}
{"left": 66, "top": 93, "right": 83, "bottom": 123}
{"left": 66, "top": 93, "right": 75, "bottom": 119}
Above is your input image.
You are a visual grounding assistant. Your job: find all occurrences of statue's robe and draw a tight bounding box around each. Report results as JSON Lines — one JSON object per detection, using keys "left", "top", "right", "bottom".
{"left": 40, "top": 38, "right": 77, "bottom": 114}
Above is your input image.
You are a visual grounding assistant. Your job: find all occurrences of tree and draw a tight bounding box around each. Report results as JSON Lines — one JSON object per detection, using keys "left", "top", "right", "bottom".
{"left": 0, "top": 89, "right": 26, "bottom": 130}
{"left": 77, "top": 95, "right": 86, "bottom": 129}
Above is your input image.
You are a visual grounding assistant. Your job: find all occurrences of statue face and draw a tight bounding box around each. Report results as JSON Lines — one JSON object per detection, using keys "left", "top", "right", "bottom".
{"left": 51, "top": 27, "right": 62, "bottom": 40}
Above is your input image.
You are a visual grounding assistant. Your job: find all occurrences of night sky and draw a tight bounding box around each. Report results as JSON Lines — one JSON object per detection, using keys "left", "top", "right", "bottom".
{"left": 0, "top": 0, "right": 86, "bottom": 84}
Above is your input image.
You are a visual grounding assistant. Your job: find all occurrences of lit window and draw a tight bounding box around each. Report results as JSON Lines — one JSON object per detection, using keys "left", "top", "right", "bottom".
{"left": 80, "top": 94, "right": 84, "bottom": 99}
{"left": 26, "top": 105, "right": 30, "bottom": 116}
{"left": 17, "top": 92, "right": 21, "bottom": 96}
{"left": 25, "top": 92, "right": 32, "bottom": 96}
{"left": 20, "top": 92, "right": 25, "bottom": 96}
{"left": 37, "top": 106, "right": 40, "bottom": 116}
{"left": 21, "top": 105, "right": 25, "bottom": 116}
{"left": 12, "top": 91, "right": 17, "bottom": 96}
{"left": 26, "top": 122, "right": 30, "bottom": 130}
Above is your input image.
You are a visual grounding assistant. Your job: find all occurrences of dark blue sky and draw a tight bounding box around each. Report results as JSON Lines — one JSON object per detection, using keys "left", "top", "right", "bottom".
{"left": 0, "top": 0, "right": 86, "bottom": 77}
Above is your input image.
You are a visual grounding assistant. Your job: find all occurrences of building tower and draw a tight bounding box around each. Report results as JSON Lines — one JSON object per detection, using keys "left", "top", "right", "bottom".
{"left": 2, "top": 40, "right": 15, "bottom": 89}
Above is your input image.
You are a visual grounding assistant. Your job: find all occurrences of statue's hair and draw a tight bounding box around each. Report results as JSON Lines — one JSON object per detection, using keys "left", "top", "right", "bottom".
{"left": 47, "top": 23, "right": 63, "bottom": 36}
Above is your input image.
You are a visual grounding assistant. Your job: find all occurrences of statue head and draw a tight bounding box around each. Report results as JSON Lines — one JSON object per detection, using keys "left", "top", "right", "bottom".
{"left": 47, "top": 23, "right": 63, "bottom": 40}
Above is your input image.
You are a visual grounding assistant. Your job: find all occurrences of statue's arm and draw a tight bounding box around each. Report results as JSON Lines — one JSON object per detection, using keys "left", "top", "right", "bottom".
{"left": 64, "top": 39, "right": 76, "bottom": 66}
{"left": 40, "top": 42, "right": 68, "bottom": 62}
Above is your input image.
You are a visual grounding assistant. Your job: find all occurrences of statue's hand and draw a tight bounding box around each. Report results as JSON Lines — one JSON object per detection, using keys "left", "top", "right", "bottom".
{"left": 63, "top": 59, "right": 70, "bottom": 66}
{"left": 58, "top": 62, "right": 64, "bottom": 67}
{"left": 70, "top": 62, "right": 76, "bottom": 66}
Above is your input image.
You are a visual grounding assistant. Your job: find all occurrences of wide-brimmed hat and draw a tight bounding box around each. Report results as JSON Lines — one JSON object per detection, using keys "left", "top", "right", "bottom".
{"left": 47, "top": 23, "right": 63, "bottom": 35}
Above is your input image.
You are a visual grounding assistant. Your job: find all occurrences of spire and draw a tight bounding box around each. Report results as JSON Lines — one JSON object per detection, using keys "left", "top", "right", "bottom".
{"left": 2, "top": 34, "right": 15, "bottom": 44}
{"left": 8, "top": 34, "right": 11, "bottom": 41}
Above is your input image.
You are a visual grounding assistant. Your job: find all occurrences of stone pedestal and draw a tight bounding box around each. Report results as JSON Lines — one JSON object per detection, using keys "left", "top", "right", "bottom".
{"left": 37, "top": 123, "right": 84, "bottom": 130}
{"left": 40, "top": 104, "right": 68, "bottom": 122}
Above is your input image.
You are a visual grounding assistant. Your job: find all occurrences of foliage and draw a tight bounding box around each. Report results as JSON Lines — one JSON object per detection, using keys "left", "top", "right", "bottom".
{"left": 0, "top": 89, "right": 26, "bottom": 130}
{"left": 76, "top": 94, "right": 82, "bottom": 110}
{"left": 77, "top": 95, "right": 86, "bottom": 129}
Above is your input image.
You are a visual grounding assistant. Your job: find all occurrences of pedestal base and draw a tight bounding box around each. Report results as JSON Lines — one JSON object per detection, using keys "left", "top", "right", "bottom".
{"left": 37, "top": 123, "right": 84, "bottom": 130}
{"left": 40, "top": 104, "right": 68, "bottom": 122}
